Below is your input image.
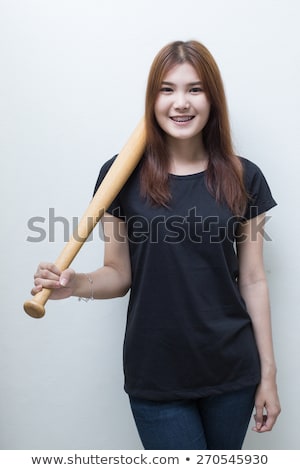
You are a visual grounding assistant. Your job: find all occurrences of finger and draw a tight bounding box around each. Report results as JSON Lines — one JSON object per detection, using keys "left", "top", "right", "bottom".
{"left": 59, "top": 268, "right": 75, "bottom": 287}
{"left": 252, "top": 414, "right": 267, "bottom": 432}
{"left": 31, "top": 284, "right": 43, "bottom": 296}
{"left": 34, "top": 270, "right": 60, "bottom": 284}
{"left": 34, "top": 262, "right": 62, "bottom": 283}
{"left": 31, "top": 278, "right": 61, "bottom": 294}
{"left": 253, "top": 405, "right": 264, "bottom": 431}
{"left": 36, "top": 262, "right": 61, "bottom": 277}
{"left": 259, "top": 409, "right": 279, "bottom": 433}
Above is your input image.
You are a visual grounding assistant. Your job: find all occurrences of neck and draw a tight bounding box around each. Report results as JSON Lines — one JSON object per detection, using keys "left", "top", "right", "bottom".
{"left": 166, "top": 136, "right": 208, "bottom": 175}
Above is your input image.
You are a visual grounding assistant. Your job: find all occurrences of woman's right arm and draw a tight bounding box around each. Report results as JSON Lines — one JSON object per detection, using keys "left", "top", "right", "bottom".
{"left": 31, "top": 213, "right": 132, "bottom": 300}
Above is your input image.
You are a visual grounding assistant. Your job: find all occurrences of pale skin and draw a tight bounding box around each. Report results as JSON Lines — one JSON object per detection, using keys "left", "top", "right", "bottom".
{"left": 32, "top": 62, "right": 280, "bottom": 433}
{"left": 237, "top": 215, "right": 281, "bottom": 432}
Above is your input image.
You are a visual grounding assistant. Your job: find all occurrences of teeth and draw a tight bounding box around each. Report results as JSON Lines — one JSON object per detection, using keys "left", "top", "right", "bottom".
{"left": 171, "top": 116, "right": 193, "bottom": 122}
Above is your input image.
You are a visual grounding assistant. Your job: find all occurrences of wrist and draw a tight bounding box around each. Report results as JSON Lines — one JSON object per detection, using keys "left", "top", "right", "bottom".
{"left": 260, "top": 364, "right": 277, "bottom": 382}
{"left": 71, "top": 273, "right": 84, "bottom": 297}
{"left": 75, "top": 273, "right": 94, "bottom": 302}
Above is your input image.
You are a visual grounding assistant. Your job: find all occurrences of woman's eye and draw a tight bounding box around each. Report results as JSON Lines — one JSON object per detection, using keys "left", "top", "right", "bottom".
{"left": 190, "top": 87, "right": 203, "bottom": 93}
{"left": 160, "top": 87, "right": 173, "bottom": 93}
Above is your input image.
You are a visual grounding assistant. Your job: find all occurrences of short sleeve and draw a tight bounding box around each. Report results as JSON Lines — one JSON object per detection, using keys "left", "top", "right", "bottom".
{"left": 93, "top": 155, "right": 125, "bottom": 220}
{"left": 241, "top": 157, "right": 277, "bottom": 220}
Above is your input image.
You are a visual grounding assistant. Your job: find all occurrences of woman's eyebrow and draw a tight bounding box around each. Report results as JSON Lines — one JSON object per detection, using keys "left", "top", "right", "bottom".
{"left": 161, "top": 80, "right": 203, "bottom": 86}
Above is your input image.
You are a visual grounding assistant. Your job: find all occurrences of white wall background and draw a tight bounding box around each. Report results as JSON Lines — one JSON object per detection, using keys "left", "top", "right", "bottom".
{"left": 0, "top": 0, "right": 299, "bottom": 450}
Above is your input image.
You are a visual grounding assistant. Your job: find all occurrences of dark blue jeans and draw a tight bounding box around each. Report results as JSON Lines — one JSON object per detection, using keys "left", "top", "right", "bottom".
{"left": 129, "top": 386, "right": 256, "bottom": 450}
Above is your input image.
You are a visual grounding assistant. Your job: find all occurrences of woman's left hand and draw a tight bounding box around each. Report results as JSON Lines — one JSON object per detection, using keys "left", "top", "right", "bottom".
{"left": 252, "top": 379, "right": 281, "bottom": 432}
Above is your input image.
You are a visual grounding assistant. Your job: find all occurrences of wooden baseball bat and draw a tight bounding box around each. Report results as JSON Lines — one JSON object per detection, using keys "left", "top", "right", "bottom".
{"left": 24, "top": 117, "right": 146, "bottom": 318}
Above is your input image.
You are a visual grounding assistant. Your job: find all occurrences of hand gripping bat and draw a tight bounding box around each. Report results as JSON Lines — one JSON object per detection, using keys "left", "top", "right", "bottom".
{"left": 23, "top": 117, "right": 146, "bottom": 318}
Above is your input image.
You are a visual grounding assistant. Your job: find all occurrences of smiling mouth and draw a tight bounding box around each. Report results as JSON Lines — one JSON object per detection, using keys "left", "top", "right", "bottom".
{"left": 170, "top": 116, "right": 195, "bottom": 122}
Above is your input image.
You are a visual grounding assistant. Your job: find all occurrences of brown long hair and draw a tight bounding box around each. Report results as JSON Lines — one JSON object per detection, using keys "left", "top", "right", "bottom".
{"left": 140, "top": 40, "right": 248, "bottom": 216}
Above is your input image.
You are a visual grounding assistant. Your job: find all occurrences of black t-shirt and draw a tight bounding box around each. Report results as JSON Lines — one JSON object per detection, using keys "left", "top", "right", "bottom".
{"left": 94, "top": 156, "right": 277, "bottom": 400}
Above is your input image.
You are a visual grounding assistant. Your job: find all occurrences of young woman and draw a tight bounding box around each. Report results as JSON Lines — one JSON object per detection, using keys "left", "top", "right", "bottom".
{"left": 31, "top": 40, "right": 281, "bottom": 449}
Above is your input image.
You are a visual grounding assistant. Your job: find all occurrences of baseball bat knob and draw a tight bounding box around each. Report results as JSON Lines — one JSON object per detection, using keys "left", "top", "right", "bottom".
{"left": 23, "top": 288, "right": 51, "bottom": 318}
{"left": 23, "top": 300, "right": 45, "bottom": 318}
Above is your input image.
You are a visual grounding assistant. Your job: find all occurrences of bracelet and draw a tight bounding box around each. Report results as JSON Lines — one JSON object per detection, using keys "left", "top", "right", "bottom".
{"left": 78, "top": 274, "right": 94, "bottom": 302}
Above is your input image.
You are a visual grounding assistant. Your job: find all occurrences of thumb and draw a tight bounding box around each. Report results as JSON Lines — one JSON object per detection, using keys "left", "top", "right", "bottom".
{"left": 59, "top": 268, "right": 75, "bottom": 287}
{"left": 253, "top": 404, "right": 264, "bottom": 431}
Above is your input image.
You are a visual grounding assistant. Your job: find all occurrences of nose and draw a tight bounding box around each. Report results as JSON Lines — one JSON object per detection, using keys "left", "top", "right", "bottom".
{"left": 174, "top": 92, "right": 190, "bottom": 111}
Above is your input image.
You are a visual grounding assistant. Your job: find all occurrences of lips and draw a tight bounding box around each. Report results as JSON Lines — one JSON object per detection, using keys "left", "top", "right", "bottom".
{"left": 170, "top": 116, "right": 194, "bottom": 122}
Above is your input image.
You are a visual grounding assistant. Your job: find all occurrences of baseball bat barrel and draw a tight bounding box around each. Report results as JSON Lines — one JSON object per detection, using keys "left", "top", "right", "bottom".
{"left": 24, "top": 117, "right": 146, "bottom": 318}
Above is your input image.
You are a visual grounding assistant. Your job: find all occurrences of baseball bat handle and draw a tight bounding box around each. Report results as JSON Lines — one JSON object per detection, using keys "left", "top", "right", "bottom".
{"left": 24, "top": 117, "right": 146, "bottom": 318}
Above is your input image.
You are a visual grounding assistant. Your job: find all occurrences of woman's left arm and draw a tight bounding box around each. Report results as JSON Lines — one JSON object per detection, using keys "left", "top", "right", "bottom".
{"left": 237, "top": 213, "right": 281, "bottom": 433}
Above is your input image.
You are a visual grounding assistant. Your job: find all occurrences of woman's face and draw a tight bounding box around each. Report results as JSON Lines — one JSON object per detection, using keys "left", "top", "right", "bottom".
{"left": 154, "top": 62, "right": 211, "bottom": 142}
